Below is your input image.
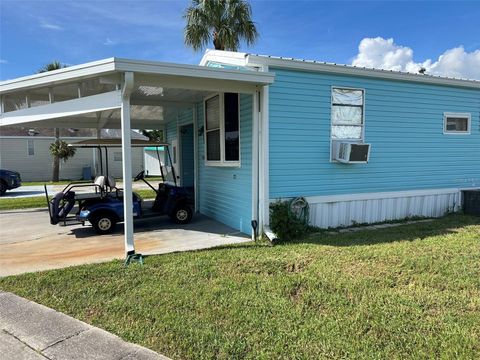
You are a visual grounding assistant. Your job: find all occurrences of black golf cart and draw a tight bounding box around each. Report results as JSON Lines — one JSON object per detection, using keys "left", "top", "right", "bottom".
{"left": 45, "top": 139, "right": 194, "bottom": 234}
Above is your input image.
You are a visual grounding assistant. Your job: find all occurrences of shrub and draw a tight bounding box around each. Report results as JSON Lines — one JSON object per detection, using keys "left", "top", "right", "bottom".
{"left": 270, "top": 200, "right": 309, "bottom": 242}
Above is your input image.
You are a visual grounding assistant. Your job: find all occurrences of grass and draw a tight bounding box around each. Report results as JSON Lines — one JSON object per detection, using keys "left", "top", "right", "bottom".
{"left": 1, "top": 214, "right": 479, "bottom": 359}
{"left": 0, "top": 189, "right": 157, "bottom": 211}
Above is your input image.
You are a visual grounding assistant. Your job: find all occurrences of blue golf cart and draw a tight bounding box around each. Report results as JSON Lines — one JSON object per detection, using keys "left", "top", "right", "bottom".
{"left": 45, "top": 139, "right": 193, "bottom": 234}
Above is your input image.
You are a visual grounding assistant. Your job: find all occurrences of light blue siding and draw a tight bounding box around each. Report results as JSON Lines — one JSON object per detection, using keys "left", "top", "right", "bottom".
{"left": 197, "top": 94, "right": 253, "bottom": 234}
{"left": 165, "top": 94, "right": 253, "bottom": 235}
{"left": 269, "top": 68, "right": 480, "bottom": 198}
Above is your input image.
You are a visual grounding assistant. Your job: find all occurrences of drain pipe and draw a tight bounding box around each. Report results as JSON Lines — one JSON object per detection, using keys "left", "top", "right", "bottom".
{"left": 251, "top": 220, "right": 258, "bottom": 241}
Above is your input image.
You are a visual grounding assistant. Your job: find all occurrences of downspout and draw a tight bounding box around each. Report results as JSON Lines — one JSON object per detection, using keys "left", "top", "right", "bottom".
{"left": 259, "top": 66, "right": 274, "bottom": 242}
{"left": 192, "top": 104, "right": 199, "bottom": 212}
{"left": 252, "top": 88, "right": 259, "bottom": 240}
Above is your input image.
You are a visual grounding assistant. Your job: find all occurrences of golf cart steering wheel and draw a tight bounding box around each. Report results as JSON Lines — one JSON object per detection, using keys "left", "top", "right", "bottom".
{"left": 134, "top": 170, "right": 145, "bottom": 182}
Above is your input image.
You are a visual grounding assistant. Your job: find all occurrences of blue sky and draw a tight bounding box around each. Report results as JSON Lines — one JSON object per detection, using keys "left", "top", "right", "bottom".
{"left": 1, "top": 0, "right": 480, "bottom": 80}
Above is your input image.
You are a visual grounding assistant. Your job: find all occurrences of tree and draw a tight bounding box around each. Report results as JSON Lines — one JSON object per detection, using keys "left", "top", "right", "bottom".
{"left": 38, "top": 61, "right": 66, "bottom": 73}
{"left": 184, "top": 0, "right": 258, "bottom": 51}
{"left": 38, "top": 61, "right": 67, "bottom": 181}
{"left": 141, "top": 129, "right": 164, "bottom": 142}
{"left": 49, "top": 140, "right": 76, "bottom": 167}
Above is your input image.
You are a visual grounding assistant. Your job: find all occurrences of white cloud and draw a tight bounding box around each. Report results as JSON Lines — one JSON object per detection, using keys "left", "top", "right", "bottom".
{"left": 40, "top": 20, "right": 63, "bottom": 31}
{"left": 352, "top": 37, "right": 480, "bottom": 80}
{"left": 103, "top": 38, "right": 116, "bottom": 46}
{"left": 0, "top": 59, "right": 7, "bottom": 64}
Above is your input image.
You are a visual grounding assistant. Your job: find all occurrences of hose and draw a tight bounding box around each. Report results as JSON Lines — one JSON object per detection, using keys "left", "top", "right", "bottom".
{"left": 289, "top": 197, "right": 309, "bottom": 225}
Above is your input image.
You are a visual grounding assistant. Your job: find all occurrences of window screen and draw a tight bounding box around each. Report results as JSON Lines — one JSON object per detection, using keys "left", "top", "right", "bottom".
{"left": 444, "top": 114, "right": 470, "bottom": 134}
{"left": 204, "top": 93, "right": 240, "bottom": 164}
{"left": 331, "top": 88, "right": 364, "bottom": 140}
{"left": 205, "top": 95, "right": 221, "bottom": 161}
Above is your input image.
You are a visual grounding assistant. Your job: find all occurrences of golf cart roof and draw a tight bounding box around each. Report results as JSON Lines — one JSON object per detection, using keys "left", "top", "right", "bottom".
{"left": 69, "top": 139, "right": 168, "bottom": 148}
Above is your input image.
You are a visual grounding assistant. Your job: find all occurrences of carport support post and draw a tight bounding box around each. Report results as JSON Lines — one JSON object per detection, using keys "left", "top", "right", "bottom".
{"left": 121, "top": 72, "right": 135, "bottom": 257}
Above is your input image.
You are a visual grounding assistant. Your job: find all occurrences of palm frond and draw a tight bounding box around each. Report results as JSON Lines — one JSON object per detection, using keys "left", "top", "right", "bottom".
{"left": 184, "top": 0, "right": 258, "bottom": 52}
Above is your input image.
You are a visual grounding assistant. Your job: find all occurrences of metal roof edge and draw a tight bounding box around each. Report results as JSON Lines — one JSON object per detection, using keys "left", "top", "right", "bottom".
{"left": 113, "top": 57, "right": 274, "bottom": 84}
{"left": 0, "top": 58, "right": 117, "bottom": 93}
{"left": 245, "top": 54, "right": 480, "bottom": 89}
{"left": 199, "top": 49, "right": 249, "bottom": 67}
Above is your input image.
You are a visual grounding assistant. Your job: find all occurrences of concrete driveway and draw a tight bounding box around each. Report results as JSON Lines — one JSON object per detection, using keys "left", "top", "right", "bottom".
{"left": 1, "top": 185, "right": 54, "bottom": 198}
{"left": 0, "top": 208, "right": 249, "bottom": 277}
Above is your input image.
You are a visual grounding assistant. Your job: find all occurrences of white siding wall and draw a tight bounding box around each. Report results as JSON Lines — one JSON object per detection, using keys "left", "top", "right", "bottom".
{"left": 0, "top": 137, "right": 144, "bottom": 181}
{"left": 305, "top": 188, "right": 463, "bottom": 228}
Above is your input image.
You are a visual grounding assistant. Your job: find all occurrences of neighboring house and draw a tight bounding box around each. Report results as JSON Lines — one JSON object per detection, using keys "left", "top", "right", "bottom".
{"left": 144, "top": 146, "right": 165, "bottom": 176}
{"left": 0, "top": 127, "right": 146, "bottom": 181}
{"left": 0, "top": 52, "right": 478, "bottom": 238}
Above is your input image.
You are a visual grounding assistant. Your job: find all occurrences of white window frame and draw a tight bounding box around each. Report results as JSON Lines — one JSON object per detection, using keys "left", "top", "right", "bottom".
{"left": 443, "top": 112, "right": 471, "bottom": 135}
{"left": 204, "top": 93, "right": 241, "bottom": 167}
{"left": 330, "top": 86, "right": 366, "bottom": 161}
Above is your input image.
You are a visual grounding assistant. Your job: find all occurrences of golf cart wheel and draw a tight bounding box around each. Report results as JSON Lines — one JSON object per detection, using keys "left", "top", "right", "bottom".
{"left": 91, "top": 212, "right": 117, "bottom": 234}
{"left": 171, "top": 205, "right": 192, "bottom": 224}
{"left": 0, "top": 181, "right": 6, "bottom": 196}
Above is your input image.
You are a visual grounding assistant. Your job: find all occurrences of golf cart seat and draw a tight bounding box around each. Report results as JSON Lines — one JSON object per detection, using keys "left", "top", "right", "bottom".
{"left": 106, "top": 176, "right": 123, "bottom": 197}
{"left": 70, "top": 175, "right": 107, "bottom": 200}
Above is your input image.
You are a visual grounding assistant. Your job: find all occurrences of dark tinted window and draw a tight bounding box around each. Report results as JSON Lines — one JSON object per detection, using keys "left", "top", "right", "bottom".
{"left": 224, "top": 93, "right": 239, "bottom": 161}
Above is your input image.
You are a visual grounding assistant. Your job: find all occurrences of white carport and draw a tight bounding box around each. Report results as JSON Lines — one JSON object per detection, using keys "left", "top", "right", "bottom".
{"left": 0, "top": 58, "right": 274, "bottom": 259}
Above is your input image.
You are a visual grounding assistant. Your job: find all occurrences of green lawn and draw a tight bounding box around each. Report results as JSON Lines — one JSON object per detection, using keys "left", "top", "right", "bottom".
{"left": 1, "top": 214, "right": 479, "bottom": 359}
{"left": 0, "top": 189, "right": 157, "bottom": 211}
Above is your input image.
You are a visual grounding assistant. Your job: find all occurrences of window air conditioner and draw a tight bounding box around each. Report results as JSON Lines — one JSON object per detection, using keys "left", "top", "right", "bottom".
{"left": 335, "top": 142, "right": 371, "bottom": 164}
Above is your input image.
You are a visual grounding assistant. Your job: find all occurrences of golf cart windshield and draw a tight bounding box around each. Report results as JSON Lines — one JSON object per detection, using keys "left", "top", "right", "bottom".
{"left": 68, "top": 139, "right": 177, "bottom": 185}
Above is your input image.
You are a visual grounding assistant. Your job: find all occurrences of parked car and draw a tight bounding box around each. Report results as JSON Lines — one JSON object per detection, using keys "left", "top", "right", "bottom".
{"left": 0, "top": 169, "right": 22, "bottom": 196}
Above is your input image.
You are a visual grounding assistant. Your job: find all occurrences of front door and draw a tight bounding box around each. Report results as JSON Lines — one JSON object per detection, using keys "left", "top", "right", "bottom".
{"left": 170, "top": 138, "right": 180, "bottom": 186}
{"left": 180, "top": 124, "right": 194, "bottom": 188}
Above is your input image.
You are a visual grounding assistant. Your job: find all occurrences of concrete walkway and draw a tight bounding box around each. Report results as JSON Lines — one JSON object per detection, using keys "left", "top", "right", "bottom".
{"left": 0, "top": 291, "right": 169, "bottom": 360}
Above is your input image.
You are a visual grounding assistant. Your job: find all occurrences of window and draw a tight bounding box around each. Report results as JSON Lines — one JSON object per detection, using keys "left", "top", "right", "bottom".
{"left": 205, "top": 93, "right": 240, "bottom": 166}
{"left": 331, "top": 87, "right": 364, "bottom": 140}
{"left": 27, "top": 139, "right": 34, "bottom": 156}
{"left": 444, "top": 113, "right": 471, "bottom": 134}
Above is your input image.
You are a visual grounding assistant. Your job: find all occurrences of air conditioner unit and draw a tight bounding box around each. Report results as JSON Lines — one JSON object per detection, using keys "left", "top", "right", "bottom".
{"left": 335, "top": 142, "right": 371, "bottom": 164}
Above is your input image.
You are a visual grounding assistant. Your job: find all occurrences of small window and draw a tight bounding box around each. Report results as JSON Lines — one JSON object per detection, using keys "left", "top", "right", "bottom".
{"left": 444, "top": 113, "right": 470, "bottom": 134}
{"left": 27, "top": 139, "right": 34, "bottom": 156}
{"left": 113, "top": 152, "right": 122, "bottom": 161}
{"left": 204, "top": 93, "right": 240, "bottom": 166}
{"left": 331, "top": 87, "right": 364, "bottom": 140}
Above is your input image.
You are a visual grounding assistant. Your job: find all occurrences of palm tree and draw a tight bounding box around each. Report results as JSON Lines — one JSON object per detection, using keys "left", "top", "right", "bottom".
{"left": 38, "top": 61, "right": 66, "bottom": 73}
{"left": 38, "top": 61, "right": 67, "bottom": 181}
{"left": 184, "top": 0, "right": 258, "bottom": 51}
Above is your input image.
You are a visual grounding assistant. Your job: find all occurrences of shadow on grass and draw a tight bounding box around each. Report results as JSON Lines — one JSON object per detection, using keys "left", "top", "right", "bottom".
{"left": 275, "top": 214, "right": 480, "bottom": 248}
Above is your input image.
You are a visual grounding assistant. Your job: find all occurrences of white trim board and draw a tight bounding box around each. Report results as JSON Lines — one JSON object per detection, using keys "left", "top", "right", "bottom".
{"left": 271, "top": 187, "right": 479, "bottom": 205}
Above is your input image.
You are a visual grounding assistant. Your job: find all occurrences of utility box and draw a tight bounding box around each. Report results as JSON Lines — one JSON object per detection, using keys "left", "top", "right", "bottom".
{"left": 462, "top": 190, "right": 480, "bottom": 216}
{"left": 82, "top": 166, "right": 92, "bottom": 180}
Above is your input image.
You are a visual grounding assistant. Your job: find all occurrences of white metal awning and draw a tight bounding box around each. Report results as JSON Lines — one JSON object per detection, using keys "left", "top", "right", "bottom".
{"left": 0, "top": 57, "right": 274, "bottom": 260}
{"left": 0, "top": 57, "right": 274, "bottom": 130}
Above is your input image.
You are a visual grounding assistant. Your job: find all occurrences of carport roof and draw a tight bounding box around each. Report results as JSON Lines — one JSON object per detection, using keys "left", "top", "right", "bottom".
{"left": 0, "top": 57, "right": 274, "bottom": 130}
{"left": 0, "top": 57, "right": 275, "bottom": 94}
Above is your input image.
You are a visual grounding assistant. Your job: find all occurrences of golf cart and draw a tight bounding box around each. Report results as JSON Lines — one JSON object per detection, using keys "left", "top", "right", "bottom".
{"left": 45, "top": 139, "right": 193, "bottom": 234}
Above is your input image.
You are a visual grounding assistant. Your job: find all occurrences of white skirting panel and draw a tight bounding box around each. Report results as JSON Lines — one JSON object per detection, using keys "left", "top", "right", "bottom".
{"left": 304, "top": 188, "right": 466, "bottom": 229}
